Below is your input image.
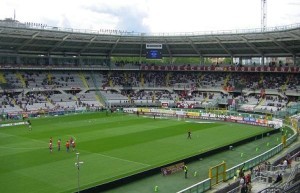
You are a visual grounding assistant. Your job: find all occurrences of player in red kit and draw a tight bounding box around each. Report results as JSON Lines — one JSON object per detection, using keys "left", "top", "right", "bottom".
{"left": 66, "top": 141, "right": 70, "bottom": 152}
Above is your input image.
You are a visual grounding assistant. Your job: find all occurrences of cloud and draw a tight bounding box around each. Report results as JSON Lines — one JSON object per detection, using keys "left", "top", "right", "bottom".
{"left": 58, "top": 15, "right": 72, "bottom": 29}
{"left": 114, "top": 7, "right": 150, "bottom": 33}
{"left": 84, "top": 3, "right": 150, "bottom": 33}
{"left": 0, "top": 0, "right": 299, "bottom": 33}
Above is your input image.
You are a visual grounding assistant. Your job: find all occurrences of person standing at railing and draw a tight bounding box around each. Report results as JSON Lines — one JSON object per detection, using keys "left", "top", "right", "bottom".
{"left": 239, "top": 175, "right": 248, "bottom": 193}
{"left": 245, "top": 173, "right": 252, "bottom": 192}
{"left": 281, "top": 159, "right": 288, "bottom": 170}
{"left": 273, "top": 173, "right": 282, "bottom": 184}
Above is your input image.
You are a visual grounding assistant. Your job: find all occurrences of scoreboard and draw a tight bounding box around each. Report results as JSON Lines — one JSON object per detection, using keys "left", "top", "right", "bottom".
{"left": 146, "top": 43, "right": 162, "bottom": 59}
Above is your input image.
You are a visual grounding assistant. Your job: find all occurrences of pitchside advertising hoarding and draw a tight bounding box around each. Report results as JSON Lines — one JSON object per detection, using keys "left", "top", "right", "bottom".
{"left": 123, "top": 108, "right": 281, "bottom": 128}
{"left": 140, "top": 65, "right": 300, "bottom": 73}
{"left": 0, "top": 121, "right": 28, "bottom": 128}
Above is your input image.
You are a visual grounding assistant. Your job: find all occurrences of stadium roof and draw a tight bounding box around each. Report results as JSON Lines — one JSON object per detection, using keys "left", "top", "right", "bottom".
{"left": 0, "top": 21, "right": 300, "bottom": 58}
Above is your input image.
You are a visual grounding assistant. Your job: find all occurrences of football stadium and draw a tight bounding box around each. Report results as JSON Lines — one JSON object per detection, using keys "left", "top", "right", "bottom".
{"left": 0, "top": 6, "right": 300, "bottom": 193}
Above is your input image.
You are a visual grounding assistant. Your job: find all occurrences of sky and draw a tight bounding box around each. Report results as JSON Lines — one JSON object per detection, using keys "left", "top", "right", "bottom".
{"left": 0, "top": 0, "right": 300, "bottom": 34}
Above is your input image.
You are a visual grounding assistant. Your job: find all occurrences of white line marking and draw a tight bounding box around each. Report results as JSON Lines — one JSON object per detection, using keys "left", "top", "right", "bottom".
{"left": 185, "top": 121, "right": 215, "bottom": 124}
{"left": 0, "top": 146, "right": 47, "bottom": 150}
{"left": 0, "top": 132, "right": 48, "bottom": 145}
{"left": 81, "top": 150, "right": 151, "bottom": 167}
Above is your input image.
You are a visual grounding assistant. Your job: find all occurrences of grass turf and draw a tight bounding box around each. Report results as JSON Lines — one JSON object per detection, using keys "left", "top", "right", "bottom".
{"left": 0, "top": 112, "right": 274, "bottom": 193}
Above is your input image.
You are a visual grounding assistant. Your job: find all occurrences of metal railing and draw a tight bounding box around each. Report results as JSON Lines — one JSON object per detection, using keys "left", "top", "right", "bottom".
{"left": 177, "top": 133, "right": 298, "bottom": 193}
{"left": 0, "top": 20, "right": 299, "bottom": 37}
{"left": 177, "top": 179, "right": 211, "bottom": 193}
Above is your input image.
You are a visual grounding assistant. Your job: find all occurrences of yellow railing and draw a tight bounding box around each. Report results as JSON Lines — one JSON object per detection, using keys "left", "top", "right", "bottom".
{"left": 47, "top": 73, "right": 52, "bottom": 83}
{"left": 258, "top": 98, "right": 266, "bottom": 106}
{"left": 140, "top": 73, "right": 144, "bottom": 87}
{"left": 281, "top": 74, "right": 291, "bottom": 91}
{"left": 259, "top": 73, "right": 264, "bottom": 84}
{"left": 223, "top": 73, "right": 231, "bottom": 87}
{"left": 16, "top": 72, "right": 26, "bottom": 88}
{"left": 78, "top": 72, "right": 89, "bottom": 89}
{"left": 0, "top": 72, "right": 7, "bottom": 83}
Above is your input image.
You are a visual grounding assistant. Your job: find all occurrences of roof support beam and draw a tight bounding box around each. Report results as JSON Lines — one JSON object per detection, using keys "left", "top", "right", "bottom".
{"left": 214, "top": 37, "right": 232, "bottom": 55}
{"left": 273, "top": 41, "right": 294, "bottom": 55}
{"left": 286, "top": 31, "right": 300, "bottom": 39}
{"left": 16, "top": 31, "right": 40, "bottom": 51}
{"left": 139, "top": 37, "right": 144, "bottom": 60}
{"left": 108, "top": 36, "right": 121, "bottom": 56}
{"left": 240, "top": 36, "right": 263, "bottom": 55}
{"left": 79, "top": 36, "right": 97, "bottom": 54}
{"left": 164, "top": 39, "right": 172, "bottom": 58}
{"left": 187, "top": 38, "right": 201, "bottom": 56}
{"left": 264, "top": 34, "right": 295, "bottom": 55}
{"left": 48, "top": 34, "right": 70, "bottom": 53}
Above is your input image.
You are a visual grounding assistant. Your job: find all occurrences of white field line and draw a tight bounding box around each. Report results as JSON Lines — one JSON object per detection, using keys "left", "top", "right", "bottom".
{"left": 0, "top": 146, "right": 47, "bottom": 150}
{"left": 81, "top": 149, "right": 151, "bottom": 167}
{"left": 0, "top": 132, "right": 50, "bottom": 151}
{"left": 185, "top": 121, "right": 215, "bottom": 124}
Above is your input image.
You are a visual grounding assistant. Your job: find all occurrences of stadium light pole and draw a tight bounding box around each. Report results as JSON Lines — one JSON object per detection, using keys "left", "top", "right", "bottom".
{"left": 75, "top": 152, "right": 84, "bottom": 193}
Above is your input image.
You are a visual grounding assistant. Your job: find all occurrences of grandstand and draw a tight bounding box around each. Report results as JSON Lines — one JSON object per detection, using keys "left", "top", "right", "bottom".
{"left": 0, "top": 19, "right": 300, "bottom": 193}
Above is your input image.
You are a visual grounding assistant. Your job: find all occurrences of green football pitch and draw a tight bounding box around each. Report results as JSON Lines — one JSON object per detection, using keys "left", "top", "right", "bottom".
{"left": 0, "top": 112, "right": 275, "bottom": 193}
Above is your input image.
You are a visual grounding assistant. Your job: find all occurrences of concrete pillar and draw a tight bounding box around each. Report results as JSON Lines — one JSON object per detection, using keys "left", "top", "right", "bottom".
{"left": 200, "top": 56, "right": 204, "bottom": 65}
{"left": 16, "top": 55, "right": 20, "bottom": 64}
{"left": 48, "top": 55, "right": 52, "bottom": 65}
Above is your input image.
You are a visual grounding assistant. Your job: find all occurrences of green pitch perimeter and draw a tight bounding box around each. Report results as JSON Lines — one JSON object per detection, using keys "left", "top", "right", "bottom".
{"left": 0, "top": 112, "right": 272, "bottom": 193}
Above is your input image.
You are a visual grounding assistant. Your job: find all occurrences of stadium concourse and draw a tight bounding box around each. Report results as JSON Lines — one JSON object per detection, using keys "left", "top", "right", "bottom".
{"left": 0, "top": 20, "right": 300, "bottom": 192}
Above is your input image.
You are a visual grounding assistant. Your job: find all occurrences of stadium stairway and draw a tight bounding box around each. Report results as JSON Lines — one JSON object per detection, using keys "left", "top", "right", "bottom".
{"left": 166, "top": 72, "right": 171, "bottom": 86}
